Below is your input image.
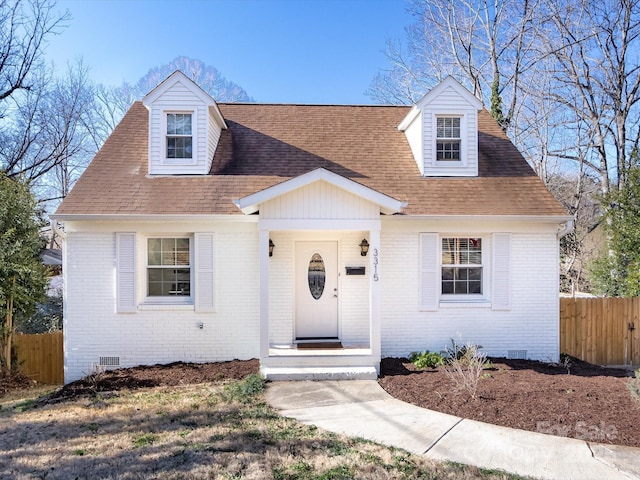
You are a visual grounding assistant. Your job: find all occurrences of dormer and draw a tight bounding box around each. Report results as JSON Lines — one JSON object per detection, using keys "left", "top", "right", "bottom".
{"left": 142, "top": 71, "right": 227, "bottom": 175}
{"left": 398, "top": 77, "right": 483, "bottom": 177}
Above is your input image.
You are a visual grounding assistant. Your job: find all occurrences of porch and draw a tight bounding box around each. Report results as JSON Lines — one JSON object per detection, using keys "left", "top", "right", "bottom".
{"left": 234, "top": 168, "right": 406, "bottom": 380}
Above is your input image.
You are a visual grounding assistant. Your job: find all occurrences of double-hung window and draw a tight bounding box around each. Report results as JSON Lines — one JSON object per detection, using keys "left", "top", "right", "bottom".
{"left": 441, "top": 237, "right": 482, "bottom": 295}
{"left": 436, "top": 117, "right": 461, "bottom": 161}
{"left": 147, "top": 238, "right": 191, "bottom": 299}
{"left": 166, "top": 113, "right": 192, "bottom": 159}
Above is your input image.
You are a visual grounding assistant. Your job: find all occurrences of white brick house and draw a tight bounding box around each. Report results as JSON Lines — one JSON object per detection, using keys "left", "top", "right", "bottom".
{"left": 53, "top": 71, "right": 571, "bottom": 383}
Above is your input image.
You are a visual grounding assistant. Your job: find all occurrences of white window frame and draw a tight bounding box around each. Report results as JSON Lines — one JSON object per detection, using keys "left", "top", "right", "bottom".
{"left": 435, "top": 116, "right": 461, "bottom": 161}
{"left": 439, "top": 235, "right": 488, "bottom": 302}
{"left": 163, "top": 111, "right": 197, "bottom": 166}
{"left": 431, "top": 113, "right": 468, "bottom": 167}
{"left": 144, "top": 235, "right": 194, "bottom": 305}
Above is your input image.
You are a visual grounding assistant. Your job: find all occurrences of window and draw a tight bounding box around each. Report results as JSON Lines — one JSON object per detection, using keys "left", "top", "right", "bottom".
{"left": 166, "top": 113, "right": 192, "bottom": 159}
{"left": 436, "top": 117, "right": 461, "bottom": 161}
{"left": 441, "top": 238, "right": 482, "bottom": 295}
{"left": 147, "top": 238, "right": 191, "bottom": 297}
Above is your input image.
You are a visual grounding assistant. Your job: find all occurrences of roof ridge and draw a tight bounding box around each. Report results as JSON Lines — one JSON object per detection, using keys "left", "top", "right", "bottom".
{"left": 216, "top": 102, "right": 411, "bottom": 108}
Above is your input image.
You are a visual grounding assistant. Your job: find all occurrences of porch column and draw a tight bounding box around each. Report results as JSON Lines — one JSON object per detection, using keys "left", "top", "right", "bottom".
{"left": 369, "top": 228, "right": 381, "bottom": 363}
{"left": 259, "top": 229, "right": 270, "bottom": 360}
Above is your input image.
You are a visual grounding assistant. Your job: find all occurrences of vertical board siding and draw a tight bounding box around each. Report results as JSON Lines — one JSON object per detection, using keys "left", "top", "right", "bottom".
{"left": 560, "top": 297, "right": 640, "bottom": 365}
{"left": 261, "top": 182, "right": 379, "bottom": 220}
{"left": 14, "top": 332, "right": 64, "bottom": 384}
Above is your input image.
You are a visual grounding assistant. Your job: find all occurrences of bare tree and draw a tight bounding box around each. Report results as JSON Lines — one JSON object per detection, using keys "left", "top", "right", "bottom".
{"left": 0, "top": 0, "right": 70, "bottom": 179}
{"left": 88, "top": 56, "right": 255, "bottom": 153}
{"left": 544, "top": 0, "right": 640, "bottom": 194}
{"left": 368, "top": 0, "right": 544, "bottom": 131}
{"left": 0, "top": 0, "right": 68, "bottom": 104}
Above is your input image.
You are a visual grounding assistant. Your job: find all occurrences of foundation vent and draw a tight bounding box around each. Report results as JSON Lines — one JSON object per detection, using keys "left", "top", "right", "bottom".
{"left": 507, "top": 350, "right": 527, "bottom": 360}
{"left": 99, "top": 356, "right": 120, "bottom": 367}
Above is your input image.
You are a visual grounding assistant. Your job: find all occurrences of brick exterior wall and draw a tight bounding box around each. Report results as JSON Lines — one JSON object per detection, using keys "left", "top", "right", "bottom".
{"left": 380, "top": 225, "right": 560, "bottom": 362}
{"left": 63, "top": 225, "right": 260, "bottom": 383}
{"left": 63, "top": 219, "right": 560, "bottom": 382}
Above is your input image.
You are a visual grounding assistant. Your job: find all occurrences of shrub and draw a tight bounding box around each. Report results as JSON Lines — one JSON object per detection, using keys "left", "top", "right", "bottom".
{"left": 223, "top": 373, "right": 265, "bottom": 403}
{"left": 442, "top": 339, "right": 488, "bottom": 400}
{"left": 408, "top": 350, "right": 445, "bottom": 369}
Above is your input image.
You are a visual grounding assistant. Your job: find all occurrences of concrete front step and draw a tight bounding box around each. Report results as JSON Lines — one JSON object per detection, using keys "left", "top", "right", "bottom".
{"left": 261, "top": 365, "right": 378, "bottom": 381}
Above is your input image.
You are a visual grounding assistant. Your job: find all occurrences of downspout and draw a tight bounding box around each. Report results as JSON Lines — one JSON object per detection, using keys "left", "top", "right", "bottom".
{"left": 557, "top": 219, "right": 574, "bottom": 239}
{"left": 50, "top": 219, "right": 67, "bottom": 241}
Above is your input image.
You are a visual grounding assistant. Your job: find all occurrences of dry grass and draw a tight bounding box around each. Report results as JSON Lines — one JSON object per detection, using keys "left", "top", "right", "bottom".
{"left": 0, "top": 377, "right": 528, "bottom": 480}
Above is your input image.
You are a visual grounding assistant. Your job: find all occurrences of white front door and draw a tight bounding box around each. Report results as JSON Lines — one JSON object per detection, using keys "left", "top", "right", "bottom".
{"left": 295, "top": 241, "right": 338, "bottom": 339}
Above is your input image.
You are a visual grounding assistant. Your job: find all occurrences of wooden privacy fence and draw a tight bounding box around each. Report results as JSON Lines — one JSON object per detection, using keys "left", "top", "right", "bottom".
{"left": 560, "top": 297, "right": 640, "bottom": 366}
{"left": 13, "top": 332, "right": 64, "bottom": 384}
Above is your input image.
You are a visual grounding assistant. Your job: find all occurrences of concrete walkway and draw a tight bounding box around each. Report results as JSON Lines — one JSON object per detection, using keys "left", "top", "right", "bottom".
{"left": 266, "top": 380, "right": 640, "bottom": 480}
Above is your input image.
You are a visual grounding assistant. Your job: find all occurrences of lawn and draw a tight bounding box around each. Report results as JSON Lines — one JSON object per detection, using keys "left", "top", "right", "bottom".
{"left": 0, "top": 364, "right": 528, "bottom": 480}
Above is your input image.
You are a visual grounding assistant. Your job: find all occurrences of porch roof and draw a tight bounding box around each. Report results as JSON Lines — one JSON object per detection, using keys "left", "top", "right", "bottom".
{"left": 234, "top": 168, "right": 406, "bottom": 215}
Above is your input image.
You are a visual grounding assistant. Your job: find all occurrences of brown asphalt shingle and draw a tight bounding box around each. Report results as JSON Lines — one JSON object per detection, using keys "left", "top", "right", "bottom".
{"left": 56, "top": 101, "right": 567, "bottom": 217}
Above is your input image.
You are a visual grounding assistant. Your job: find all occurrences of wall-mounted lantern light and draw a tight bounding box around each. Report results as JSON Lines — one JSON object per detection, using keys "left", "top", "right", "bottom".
{"left": 269, "top": 239, "right": 275, "bottom": 257}
{"left": 359, "top": 239, "right": 369, "bottom": 257}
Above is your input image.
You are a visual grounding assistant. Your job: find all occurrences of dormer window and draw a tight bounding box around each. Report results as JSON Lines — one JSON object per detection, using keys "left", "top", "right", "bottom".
{"left": 436, "top": 117, "right": 461, "bottom": 161}
{"left": 166, "top": 113, "right": 192, "bottom": 159}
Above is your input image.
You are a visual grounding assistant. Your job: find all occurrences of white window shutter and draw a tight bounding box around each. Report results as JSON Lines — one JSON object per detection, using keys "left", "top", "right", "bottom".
{"left": 116, "top": 233, "right": 137, "bottom": 313}
{"left": 195, "top": 233, "right": 215, "bottom": 313}
{"left": 420, "top": 233, "right": 439, "bottom": 311}
{"left": 492, "top": 233, "right": 511, "bottom": 310}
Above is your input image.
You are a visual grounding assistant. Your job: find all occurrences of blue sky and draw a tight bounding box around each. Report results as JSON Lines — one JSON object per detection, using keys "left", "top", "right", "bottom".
{"left": 45, "top": 0, "right": 413, "bottom": 104}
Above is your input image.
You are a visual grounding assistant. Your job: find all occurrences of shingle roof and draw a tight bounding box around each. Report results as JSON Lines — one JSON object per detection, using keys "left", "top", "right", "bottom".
{"left": 55, "top": 101, "right": 567, "bottom": 217}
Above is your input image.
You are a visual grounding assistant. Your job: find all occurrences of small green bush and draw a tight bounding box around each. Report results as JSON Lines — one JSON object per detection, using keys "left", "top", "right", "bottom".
{"left": 224, "top": 374, "right": 265, "bottom": 403}
{"left": 408, "top": 351, "right": 445, "bottom": 369}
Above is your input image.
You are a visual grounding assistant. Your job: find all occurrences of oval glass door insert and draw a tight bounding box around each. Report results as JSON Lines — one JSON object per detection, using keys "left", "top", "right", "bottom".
{"left": 308, "top": 253, "right": 326, "bottom": 300}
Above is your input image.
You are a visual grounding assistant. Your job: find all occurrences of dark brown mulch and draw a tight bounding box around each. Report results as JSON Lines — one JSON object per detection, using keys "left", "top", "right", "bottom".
{"left": 379, "top": 357, "right": 640, "bottom": 448}
{"left": 48, "top": 359, "right": 260, "bottom": 401}
{"left": 0, "top": 371, "right": 36, "bottom": 397}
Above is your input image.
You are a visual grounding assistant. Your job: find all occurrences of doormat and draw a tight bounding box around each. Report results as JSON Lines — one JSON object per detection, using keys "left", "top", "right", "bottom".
{"left": 297, "top": 342, "right": 343, "bottom": 349}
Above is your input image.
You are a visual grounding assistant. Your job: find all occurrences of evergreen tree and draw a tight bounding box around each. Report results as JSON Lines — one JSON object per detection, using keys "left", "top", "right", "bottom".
{"left": 0, "top": 173, "right": 48, "bottom": 373}
{"left": 590, "top": 162, "right": 640, "bottom": 296}
{"left": 490, "top": 76, "right": 506, "bottom": 131}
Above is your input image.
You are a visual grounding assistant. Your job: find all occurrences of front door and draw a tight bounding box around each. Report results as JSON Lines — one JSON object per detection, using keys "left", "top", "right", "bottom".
{"left": 295, "top": 241, "right": 338, "bottom": 339}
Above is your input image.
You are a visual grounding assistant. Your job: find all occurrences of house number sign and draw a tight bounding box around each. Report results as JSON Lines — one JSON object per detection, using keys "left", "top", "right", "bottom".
{"left": 373, "top": 248, "right": 379, "bottom": 282}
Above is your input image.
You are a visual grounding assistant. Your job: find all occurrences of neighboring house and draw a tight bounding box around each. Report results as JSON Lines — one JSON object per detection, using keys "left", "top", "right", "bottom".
{"left": 53, "top": 71, "right": 570, "bottom": 383}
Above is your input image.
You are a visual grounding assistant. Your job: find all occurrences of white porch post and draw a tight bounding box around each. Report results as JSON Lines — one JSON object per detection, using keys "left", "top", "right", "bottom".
{"left": 369, "top": 228, "right": 381, "bottom": 365}
{"left": 259, "top": 229, "right": 270, "bottom": 360}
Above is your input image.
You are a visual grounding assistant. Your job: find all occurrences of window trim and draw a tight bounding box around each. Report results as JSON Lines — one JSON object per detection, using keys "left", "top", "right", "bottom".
{"left": 439, "top": 235, "right": 488, "bottom": 303}
{"left": 431, "top": 113, "right": 468, "bottom": 167}
{"left": 436, "top": 116, "right": 461, "bottom": 162}
{"left": 144, "top": 235, "right": 194, "bottom": 305}
{"left": 162, "top": 111, "right": 198, "bottom": 166}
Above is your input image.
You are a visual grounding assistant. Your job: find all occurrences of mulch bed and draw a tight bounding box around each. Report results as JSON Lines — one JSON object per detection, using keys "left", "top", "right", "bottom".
{"left": 4, "top": 356, "right": 639, "bottom": 448}
{"left": 47, "top": 359, "right": 260, "bottom": 401}
{"left": 379, "top": 357, "right": 640, "bottom": 448}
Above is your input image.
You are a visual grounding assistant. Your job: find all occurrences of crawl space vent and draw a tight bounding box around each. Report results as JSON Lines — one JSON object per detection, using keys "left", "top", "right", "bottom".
{"left": 99, "top": 356, "right": 120, "bottom": 367}
{"left": 507, "top": 350, "right": 527, "bottom": 360}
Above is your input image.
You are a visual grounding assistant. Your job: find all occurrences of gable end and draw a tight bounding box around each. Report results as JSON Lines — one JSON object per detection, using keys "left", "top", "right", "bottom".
{"left": 142, "top": 71, "right": 226, "bottom": 176}
{"left": 399, "top": 77, "right": 482, "bottom": 177}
